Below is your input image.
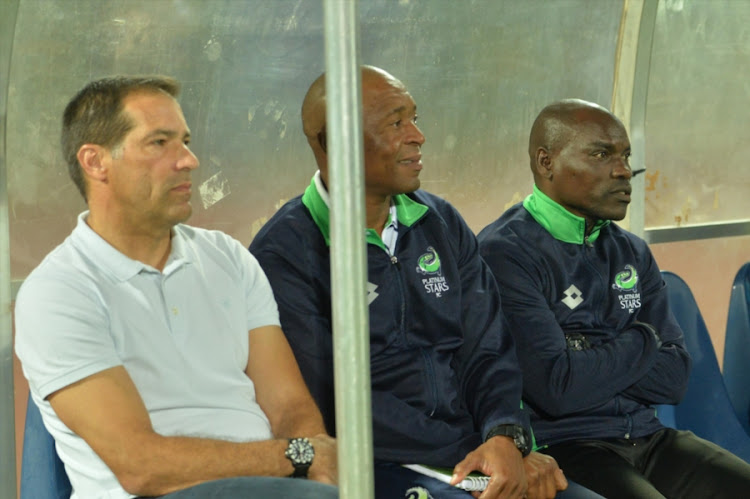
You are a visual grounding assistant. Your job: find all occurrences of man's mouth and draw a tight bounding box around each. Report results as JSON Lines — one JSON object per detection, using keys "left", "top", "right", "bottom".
{"left": 399, "top": 155, "right": 422, "bottom": 167}
{"left": 611, "top": 186, "right": 631, "bottom": 201}
{"left": 172, "top": 181, "right": 192, "bottom": 193}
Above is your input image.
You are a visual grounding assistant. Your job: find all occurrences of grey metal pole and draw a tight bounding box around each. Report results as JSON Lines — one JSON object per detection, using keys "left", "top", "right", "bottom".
{"left": 323, "top": 0, "right": 375, "bottom": 497}
{"left": 628, "top": 0, "right": 658, "bottom": 240}
{"left": 0, "top": 0, "right": 20, "bottom": 497}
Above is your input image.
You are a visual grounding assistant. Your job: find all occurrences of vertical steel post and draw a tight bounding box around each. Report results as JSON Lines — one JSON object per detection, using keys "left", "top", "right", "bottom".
{"left": 612, "top": 0, "right": 658, "bottom": 238}
{"left": 323, "top": 0, "right": 375, "bottom": 498}
{"left": 627, "top": 0, "right": 658, "bottom": 239}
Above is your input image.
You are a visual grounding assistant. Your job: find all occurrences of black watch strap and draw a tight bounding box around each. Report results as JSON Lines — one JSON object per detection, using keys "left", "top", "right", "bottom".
{"left": 285, "top": 437, "right": 314, "bottom": 478}
{"left": 485, "top": 424, "right": 531, "bottom": 457}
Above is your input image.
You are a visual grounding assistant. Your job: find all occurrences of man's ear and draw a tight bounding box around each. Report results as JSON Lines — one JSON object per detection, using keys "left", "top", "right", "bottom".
{"left": 317, "top": 125, "right": 327, "bottom": 153}
{"left": 77, "top": 144, "right": 109, "bottom": 183}
{"left": 534, "top": 147, "right": 553, "bottom": 180}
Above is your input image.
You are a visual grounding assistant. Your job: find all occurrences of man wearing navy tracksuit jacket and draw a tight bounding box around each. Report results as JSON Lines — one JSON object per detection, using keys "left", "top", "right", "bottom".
{"left": 478, "top": 98, "right": 750, "bottom": 498}
{"left": 250, "top": 67, "right": 580, "bottom": 499}
{"left": 252, "top": 171, "right": 525, "bottom": 466}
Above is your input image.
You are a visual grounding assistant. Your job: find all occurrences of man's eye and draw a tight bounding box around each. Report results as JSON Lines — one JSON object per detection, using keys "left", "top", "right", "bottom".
{"left": 392, "top": 120, "right": 402, "bottom": 128}
{"left": 412, "top": 115, "right": 419, "bottom": 123}
{"left": 153, "top": 139, "right": 167, "bottom": 146}
{"left": 593, "top": 151, "right": 608, "bottom": 159}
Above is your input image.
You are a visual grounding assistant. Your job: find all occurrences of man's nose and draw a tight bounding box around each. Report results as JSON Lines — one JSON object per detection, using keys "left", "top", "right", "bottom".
{"left": 178, "top": 144, "right": 200, "bottom": 170}
{"left": 612, "top": 157, "right": 631, "bottom": 178}
{"left": 408, "top": 121, "right": 426, "bottom": 146}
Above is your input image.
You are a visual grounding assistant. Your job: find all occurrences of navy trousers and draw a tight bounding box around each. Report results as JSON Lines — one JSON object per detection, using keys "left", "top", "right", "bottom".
{"left": 541, "top": 428, "right": 750, "bottom": 499}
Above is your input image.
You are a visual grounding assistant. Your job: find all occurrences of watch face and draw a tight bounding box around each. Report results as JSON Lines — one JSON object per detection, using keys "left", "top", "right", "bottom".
{"left": 287, "top": 438, "right": 314, "bottom": 464}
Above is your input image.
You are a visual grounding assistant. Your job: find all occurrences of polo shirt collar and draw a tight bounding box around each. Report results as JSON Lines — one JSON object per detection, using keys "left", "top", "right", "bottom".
{"left": 522, "top": 185, "right": 609, "bottom": 245}
{"left": 301, "top": 170, "right": 428, "bottom": 250}
{"left": 71, "top": 211, "right": 191, "bottom": 281}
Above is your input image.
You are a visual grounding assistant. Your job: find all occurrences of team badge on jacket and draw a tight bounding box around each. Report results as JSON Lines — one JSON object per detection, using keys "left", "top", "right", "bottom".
{"left": 612, "top": 264, "right": 641, "bottom": 313}
{"left": 416, "top": 246, "right": 449, "bottom": 297}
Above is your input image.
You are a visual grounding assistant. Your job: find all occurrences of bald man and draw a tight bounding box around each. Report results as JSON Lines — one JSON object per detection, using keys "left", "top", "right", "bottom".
{"left": 250, "top": 68, "right": 584, "bottom": 499}
{"left": 478, "top": 99, "right": 750, "bottom": 498}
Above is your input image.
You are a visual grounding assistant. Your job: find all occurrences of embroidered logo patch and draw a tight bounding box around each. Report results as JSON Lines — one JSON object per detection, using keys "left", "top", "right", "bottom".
{"left": 562, "top": 284, "right": 584, "bottom": 309}
{"left": 612, "top": 264, "right": 638, "bottom": 291}
{"left": 612, "top": 264, "right": 641, "bottom": 313}
{"left": 405, "top": 487, "right": 434, "bottom": 499}
{"left": 367, "top": 282, "right": 379, "bottom": 305}
{"left": 416, "top": 246, "right": 449, "bottom": 297}
{"left": 416, "top": 246, "right": 442, "bottom": 275}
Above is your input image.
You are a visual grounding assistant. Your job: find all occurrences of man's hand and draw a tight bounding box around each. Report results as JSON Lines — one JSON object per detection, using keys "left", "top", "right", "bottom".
{"left": 308, "top": 434, "right": 338, "bottom": 485}
{"left": 523, "top": 452, "right": 567, "bottom": 499}
{"left": 451, "top": 436, "right": 526, "bottom": 498}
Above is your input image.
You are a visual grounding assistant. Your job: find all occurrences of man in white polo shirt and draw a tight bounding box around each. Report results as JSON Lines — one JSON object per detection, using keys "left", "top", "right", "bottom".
{"left": 15, "top": 76, "right": 338, "bottom": 499}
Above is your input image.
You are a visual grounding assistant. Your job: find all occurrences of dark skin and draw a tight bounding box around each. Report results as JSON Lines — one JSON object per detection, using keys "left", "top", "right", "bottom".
{"left": 302, "top": 66, "right": 425, "bottom": 236}
{"left": 301, "top": 66, "right": 568, "bottom": 499}
{"left": 529, "top": 99, "right": 633, "bottom": 234}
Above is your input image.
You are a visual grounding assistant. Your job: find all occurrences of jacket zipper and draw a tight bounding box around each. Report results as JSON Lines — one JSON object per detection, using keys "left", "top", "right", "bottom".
{"left": 420, "top": 348, "right": 439, "bottom": 417}
{"left": 386, "top": 250, "right": 408, "bottom": 347}
{"left": 582, "top": 237, "right": 605, "bottom": 326}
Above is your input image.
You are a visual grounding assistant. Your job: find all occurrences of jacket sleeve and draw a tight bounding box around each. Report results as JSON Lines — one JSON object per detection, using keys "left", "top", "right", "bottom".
{"left": 480, "top": 233, "right": 666, "bottom": 418}
{"left": 620, "top": 254, "right": 691, "bottom": 405}
{"left": 447, "top": 209, "right": 529, "bottom": 436}
{"left": 250, "top": 233, "right": 336, "bottom": 437}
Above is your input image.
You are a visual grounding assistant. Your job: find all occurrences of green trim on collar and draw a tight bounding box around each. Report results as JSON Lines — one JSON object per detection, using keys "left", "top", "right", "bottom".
{"left": 365, "top": 229, "right": 386, "bottom": 250}
{"left": 301, "top": 175, "right": 429, "bottom": 248}
{"left": 302, "top": 177, "right": 332, "bottom": 246}
{"left": 392, "top": 192, "right": 429, "bottom": 227}
{"left": 522, "top": 185, "right": 609, "bottom": 245}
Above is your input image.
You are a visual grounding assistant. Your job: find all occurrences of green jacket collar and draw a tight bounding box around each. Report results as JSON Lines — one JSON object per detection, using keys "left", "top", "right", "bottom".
{"left": 522, "top": 185, "right": 609, "bottom": 245}
{"left": 301, "top": 171, "right": 429, "bottom": 249}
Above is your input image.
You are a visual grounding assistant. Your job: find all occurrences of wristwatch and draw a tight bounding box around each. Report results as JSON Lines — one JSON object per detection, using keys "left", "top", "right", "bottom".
{"left": 285, "top": 437, "right": 315, "bottom": 478}
{"left": 485, "top": 424, "right": 531, "bottom": 457}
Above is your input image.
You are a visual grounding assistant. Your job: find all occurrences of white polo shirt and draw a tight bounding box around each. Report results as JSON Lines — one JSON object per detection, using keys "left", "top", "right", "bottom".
{"left": 15, "top": 212, "right": 280, "bottom": 499}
